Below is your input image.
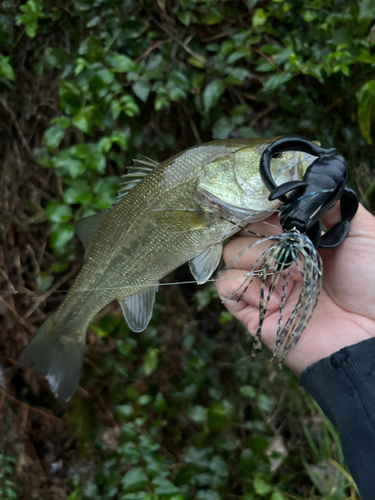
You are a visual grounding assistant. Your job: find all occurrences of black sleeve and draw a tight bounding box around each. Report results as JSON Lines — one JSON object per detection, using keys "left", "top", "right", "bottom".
{"left": 299, "top": 338, "right": 375, "bottom": 500}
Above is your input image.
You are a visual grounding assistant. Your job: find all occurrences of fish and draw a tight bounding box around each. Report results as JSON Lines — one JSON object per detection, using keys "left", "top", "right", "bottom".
{"left": 18, "top": 138, "right": 315, "bottom": 401}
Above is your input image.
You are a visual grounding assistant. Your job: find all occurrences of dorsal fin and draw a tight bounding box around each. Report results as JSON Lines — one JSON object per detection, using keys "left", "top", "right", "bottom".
{"left": 117, "top": 156, "right": 159, "bottom": 202}
{"left": 74, "top": 211, "right": 107, "bottom": 248}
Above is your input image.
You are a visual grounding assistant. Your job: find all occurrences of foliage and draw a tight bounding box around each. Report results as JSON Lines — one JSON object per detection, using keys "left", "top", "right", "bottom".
{"left": 1, "top": 0, "right": 374, "bottom": 498}
{"left": 2, "top": 0, "right": 374, "bottom": 259}
{"left": 0, "top": 451, "right": 18, "bottom": 500}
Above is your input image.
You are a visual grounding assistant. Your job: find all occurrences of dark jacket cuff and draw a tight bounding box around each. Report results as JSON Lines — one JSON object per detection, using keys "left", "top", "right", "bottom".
{"left": 300, "top": 337, "right": 375, "bottom": 500}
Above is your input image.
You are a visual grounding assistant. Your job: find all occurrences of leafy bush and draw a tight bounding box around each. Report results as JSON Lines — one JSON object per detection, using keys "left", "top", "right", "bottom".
{"left": 1, "top": 0, "right": 374, "bottom": 498}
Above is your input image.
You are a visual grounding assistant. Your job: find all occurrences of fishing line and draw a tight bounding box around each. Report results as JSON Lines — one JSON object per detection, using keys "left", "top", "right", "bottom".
{"left": 0, "top": 269, "right": 278, "bottom": 297}
{"left": 273, "top": 153, "right": 313, "bottom": 181}
{"left": 281, "top": 188, "right": 335, "bottom": 222}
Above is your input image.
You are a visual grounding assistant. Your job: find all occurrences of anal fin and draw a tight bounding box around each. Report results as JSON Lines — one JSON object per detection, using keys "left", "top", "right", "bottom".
{"left": 119, "top": 285, "right": 158, "bottom": 333}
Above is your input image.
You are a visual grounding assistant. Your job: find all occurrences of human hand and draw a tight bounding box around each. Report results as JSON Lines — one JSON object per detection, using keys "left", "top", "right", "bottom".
{"left": 216, "top": 204, "right": 375, "bottom": 375}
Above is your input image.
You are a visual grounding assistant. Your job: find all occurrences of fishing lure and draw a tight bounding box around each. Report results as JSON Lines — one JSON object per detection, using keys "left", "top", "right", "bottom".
{"left": 221, "top": 136, "right": 358, "bottom": 361}
{"left": 259, "top": 136, "right": 359, "bottom": 248}
{"left": 222, "top": 230, "right": 323, "bottom": 362}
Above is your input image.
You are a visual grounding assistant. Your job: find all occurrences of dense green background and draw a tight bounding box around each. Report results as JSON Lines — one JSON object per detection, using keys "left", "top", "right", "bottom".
{"left": 1, "top": 0, "right": 374, "bottom": 499}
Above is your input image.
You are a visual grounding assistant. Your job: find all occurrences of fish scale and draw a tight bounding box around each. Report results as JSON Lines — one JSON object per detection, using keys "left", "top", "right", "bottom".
{"left": 18, "top": 138, "right": 315, "bottom": 401}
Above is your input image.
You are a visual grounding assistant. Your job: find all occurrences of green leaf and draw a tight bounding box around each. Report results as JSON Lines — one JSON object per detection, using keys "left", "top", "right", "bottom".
{"left": 225, "top": 68, "right": 249, "bottom": 85}
{"left": 85, "top": 151, "right": 106, "bottom": 174}
{"left": 116, "top": 405, "right": 133, "bottom": 419}
{"left": 52, "top": 152, "right": 86, "bottom": 178}
{"left": 357, "top": 79, "right": 375, "bottom": 144}
{"left": 93, "top": 177, "right": 119, "bottom": 210}
{"left": 252, "top": 8, "right": 267, "bottom": 28}
{"left": 168, "top": 70, "right": 191, "bottom": 91}
{"left": 0, "top": 55, "right": 15, "bottom": 81}
{"left": 110, "top": 130, "right": 129, "bottom": 150}
{"left": 64, "top": 180, "right": 92, "bottom": 204}
{"left": 303, "top": 10, "right": 318, "bottom": 22}
{"left": 90, "top": 324, "right": 108, "bottom": 338}
{"left": 212, "top": 116, "right": 233, "bottom": 139}
{"left": 257, "top": 394, "right": 273, "bottom": 413}
{"left": 270, "top": 493, "right": 285, "bottom": 500}
{"left": 59, "top": 81, "right": 82, "bottom": 115}
{"left": 359, "top": 0, "right": 375, "bottom": 19}
{"left": 98, "top": 137, "right": 113, "bottom": 153}
{"left": 45, "top": 201, "right": 72, "bottom": 223}
{"left": 69, "top": 144, "right": 89, "bottom": 159}
{"left": 45, "top": 125, "right": 66, "bottom": 150}
{"left": 207, "top": 404, "right": 229, "bottom": 429}
{"left": 263, "top": 72, "right": 293, "bottom": 92}
{"left": 117, "top": 442, "right": 141, "bottom": 464}
{"left": 167, "top": 83, "right": 186, "bottom": 102}
{"left": 152, "top": 477, "right": 181, "bottom": 498}
{"left": 72, "top": 110, "right": 91, "bottom": 134}
{"left": 74, "top": 57, "right": 87, "bottom": 76}
{"left": 133, "top": 80, "right": 151, "bottom": 102}
{"left": 188, "top": 405, "right": 205, "bottom": 423}
{"left": 188, "top": 56, "right": 206, "bottom": 68}
{"left": 121, "top": 467, "right": 148, "bottom": 492}
{"left": 240, "top": 385, "right": 257, "bottom": 398}
{"left": 246, "top": 0, "right": 259, "bottom": 7}
{"left": 154, "top": 393, "right": 166, "bottom": 412}
{"left": 203, "top": 79, "right": 226, "bottom": 112}
{"left": 141, "top": 348, "right": 159, "bottom": 376}
{"left": 36, "top": 273, "right": 53, "bottom": 292}
{"left": 17, "top": 0, "right": 44, "bottom": 38}
{"left": 49, "top": 223, "right": 75, "bottom": 249}
{"left": 120, "top": 95, "right": 140, "bottom": 117}
{"left": 178, "top": 11, "right": 198, "bottom": 26}
{"left": 238, "top": 126, "right": 258, "bottom": 139}
{"left": 253, "top": 475, "right": 272, "bottom": 496}
{"left": 86, "top": 34, "right": 104, "bottom": 62}
{"left": 50, "top": 116, "right": 71, "bottom": 130}
{"left": 138, "top": 395, "right": 152, "bottom": 406}
{"left": 240, "top": 449, "right": 254, "bottom": 474}
{"left": 86, "top": 15, "right": 100, "bottom": 28}
{"left": 219, "top": 310, "right": 233, "bottom": 323}
{"left": 107, "top": 54, "right": 135, "bottom": 73}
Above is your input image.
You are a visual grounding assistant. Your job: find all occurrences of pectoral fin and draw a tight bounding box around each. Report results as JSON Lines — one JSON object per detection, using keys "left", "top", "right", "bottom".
{"left": 74, "top": 211, "right": 107, "bottom": 248}
{"left": 189, "top": 243, "right": 223, "bottom": 284}
{"left": 151, "top": 209, "right": 212, "bottom": 232}
{"left": 119, "top": 285, "right": 158, "bottom": 333}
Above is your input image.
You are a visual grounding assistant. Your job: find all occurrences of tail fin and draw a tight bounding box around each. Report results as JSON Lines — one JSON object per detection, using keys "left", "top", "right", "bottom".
{"left": 18, "top": 314, "right": 86, "bottom": 401}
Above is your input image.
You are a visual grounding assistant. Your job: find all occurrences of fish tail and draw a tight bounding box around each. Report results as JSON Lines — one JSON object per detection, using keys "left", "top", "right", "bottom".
{"left": 18, "top": 312, "right": 86, "bottom": 402}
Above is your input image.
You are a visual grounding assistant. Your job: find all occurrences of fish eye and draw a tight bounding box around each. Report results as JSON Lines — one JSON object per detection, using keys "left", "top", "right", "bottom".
{"left": 272, "top": 152, "right": 283, "bottom": 159}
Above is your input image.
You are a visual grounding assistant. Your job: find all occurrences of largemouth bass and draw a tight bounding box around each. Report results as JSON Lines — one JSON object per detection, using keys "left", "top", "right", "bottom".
{"left": 19, "top": 138, "right": 314, "bottom": 400}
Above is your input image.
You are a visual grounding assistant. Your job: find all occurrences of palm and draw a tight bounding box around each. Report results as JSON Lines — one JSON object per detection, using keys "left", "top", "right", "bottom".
{"left": 216, "top": 204, "right": 375, "bottom": 375}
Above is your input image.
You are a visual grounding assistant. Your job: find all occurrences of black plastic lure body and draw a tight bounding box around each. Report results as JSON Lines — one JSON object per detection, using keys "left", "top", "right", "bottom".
{"left": 259, "top": 136, "right": 359, "bottom": 248}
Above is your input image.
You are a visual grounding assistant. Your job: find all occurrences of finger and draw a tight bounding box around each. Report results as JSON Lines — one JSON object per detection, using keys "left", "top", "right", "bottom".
{"left": 222, "top": 232, "right": 304, "bottom": 285}
{"left": 223, "top": 214, "right": 283, "bottom": 269}
{"left": 222, "top": 236, "right": 276, "bottom": 270}
{"left": 216, "top": 267, "right": 297, "bottom": 312}
{"left": 321, "top": 201, "right": 341, "bottom": 230}
{"left": 347, "top": 203, "right": 375, "bottom": 237}
{"left": 216, "top": 269, "right": 281, "bottom": 319}
{"left": 321, "top": 202, "right": 375, "bottom": 238}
